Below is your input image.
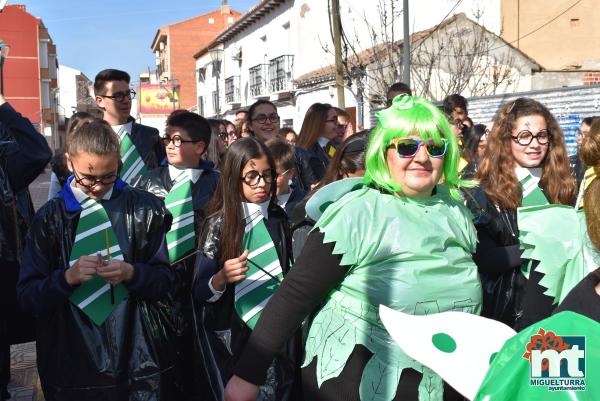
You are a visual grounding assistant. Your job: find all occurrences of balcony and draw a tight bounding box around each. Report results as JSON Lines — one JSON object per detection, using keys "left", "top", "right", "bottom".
{"left": 225, "top": 75, "right": 241, "bottom": 105}
{"left": 269, "top": 55, "right": 294, "bottom": 94}
{"left": 249, "top": 64, "right": 269, "bottom": 98}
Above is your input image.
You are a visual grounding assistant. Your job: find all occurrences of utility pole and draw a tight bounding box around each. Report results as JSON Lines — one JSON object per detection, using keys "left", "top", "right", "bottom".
{"left": 331, "top": 0, "right": 345, "bottom": 108}
{"left": 402, "top": 0, "right": 410, "bottom": 88}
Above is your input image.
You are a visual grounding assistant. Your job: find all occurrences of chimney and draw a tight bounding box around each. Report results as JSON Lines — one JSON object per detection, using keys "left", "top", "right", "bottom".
{"left": 221, "top": 0, "right": 230, "bottom": 15}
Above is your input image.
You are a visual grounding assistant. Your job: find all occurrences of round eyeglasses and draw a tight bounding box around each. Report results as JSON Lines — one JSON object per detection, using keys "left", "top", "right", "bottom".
{"left": 510, "top": 130, "right": 551, "bottom": 146}
{"left": 70, "top": 162, "right": 118, "bottom": 190}
{"left": 240, "top": 170, "right": 273, "bottom": 187}
{"left": 162, "top": 134, "right": 201, "bottom": 147}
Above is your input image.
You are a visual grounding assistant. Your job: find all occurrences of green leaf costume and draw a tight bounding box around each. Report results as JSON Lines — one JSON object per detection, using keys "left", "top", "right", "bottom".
{"left": 303, "top": 182, "right": 482, "bottom": 401}
{"left": 518, "top": 205, "right": 600, "bottom": 304}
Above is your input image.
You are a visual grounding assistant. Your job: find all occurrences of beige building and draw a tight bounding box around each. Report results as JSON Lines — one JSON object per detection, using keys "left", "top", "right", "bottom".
{"left": 501, "top": 0, "right": 600, "bottom": 71}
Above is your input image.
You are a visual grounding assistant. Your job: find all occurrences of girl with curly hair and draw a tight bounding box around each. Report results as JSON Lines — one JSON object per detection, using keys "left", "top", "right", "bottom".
{"left": 467, "top": 97, "right": 576, "bottom": 331}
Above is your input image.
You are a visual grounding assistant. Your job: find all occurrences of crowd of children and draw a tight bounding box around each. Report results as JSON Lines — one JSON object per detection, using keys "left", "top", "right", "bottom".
{"left": 1, "top": 67, "right": 599, "bottom": 401}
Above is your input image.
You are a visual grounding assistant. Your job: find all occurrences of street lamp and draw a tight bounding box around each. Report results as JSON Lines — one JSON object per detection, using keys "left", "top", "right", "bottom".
{"left": 0, "top": 40, "right": 9, "bottom": 94}
{"left": 209, "top": 48, "right": 223, "bottom": 118}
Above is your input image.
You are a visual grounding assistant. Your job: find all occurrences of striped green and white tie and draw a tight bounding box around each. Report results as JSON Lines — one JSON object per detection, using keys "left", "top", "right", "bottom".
{"left": 68, "top": 197, "right": 129, "bottom": 326}
{"left": 165, "top": 172, "right": 196, "bottom": 263}
{"left": 117, "top": 127, "right": 148, "bottom": 184}
{"left": 235, "top": 213, "right": 283, "bottom": 329}
{"left": 520, "top": 173, "right": 549, "bottom": 207}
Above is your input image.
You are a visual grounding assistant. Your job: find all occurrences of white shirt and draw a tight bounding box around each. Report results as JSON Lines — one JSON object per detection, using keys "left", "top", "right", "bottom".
{"left": 317, "top": 136, "right": 329, "bottom": 149}
{"left": 207, "top": 200, "right": 271, "bottom": 302}
{"left": 168, "top": 164, "right": 202, "bottom": 184}
{"left": 70, "top": 179, "right": 113, "bottom": 202}
{"left": 112, "top": 121, "right": 133, "bottom": 138}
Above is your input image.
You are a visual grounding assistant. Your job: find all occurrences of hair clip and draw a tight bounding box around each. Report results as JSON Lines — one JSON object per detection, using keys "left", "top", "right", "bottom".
{"left": 507, "top": 100, "right": 517, "bottom": 114}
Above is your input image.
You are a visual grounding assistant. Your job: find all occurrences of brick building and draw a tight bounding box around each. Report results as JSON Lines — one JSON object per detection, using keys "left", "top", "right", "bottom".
{"left": 151, "top": 2, "right": 241, "bottom": 110}
{"left": 0, "top": 4, "right": 59, "bottom": 148}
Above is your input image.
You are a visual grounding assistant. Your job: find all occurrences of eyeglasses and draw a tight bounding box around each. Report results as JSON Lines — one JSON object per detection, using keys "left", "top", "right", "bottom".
{"left": 162, "top": 134, "right": 201, "bottom": 147}
{"left": 252, "top": 113, "right": 279, "bottom": 124}
{"left": 389, "top": 138, "right": 447, "bottom": 158}
{"left": 70, "top": 162, "right": 118, "bottom": 190}
{"left": 99, "top": 89, "right": 136, "bottom": 103}
{"left": 240, "top": 170, "right": 273, "bottom": 187}
{"left": 510, "top": 130, "right": 552, "bottom": 146}
{"left": 276, "top": 169, "right": 291, "bottom": 179}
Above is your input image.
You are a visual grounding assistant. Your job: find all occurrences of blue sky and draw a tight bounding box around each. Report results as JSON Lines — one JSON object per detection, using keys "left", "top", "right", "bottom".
{"left": 18, "top": 0, "right": 257, "bottom": 81}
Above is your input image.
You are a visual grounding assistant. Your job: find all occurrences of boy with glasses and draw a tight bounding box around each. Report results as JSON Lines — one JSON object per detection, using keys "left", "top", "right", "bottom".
{"left": 94, "top": 69, "right": 165, "bottom": 183}
{"left": 17, "top": 119, "right": 176, "bottom": 400}
{"left": 132, "top": 111, "right": 218, "bottom": 400}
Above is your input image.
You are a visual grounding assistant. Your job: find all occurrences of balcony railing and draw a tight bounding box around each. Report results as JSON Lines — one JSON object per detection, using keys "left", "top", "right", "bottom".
{"left": 225, "top": 75, "right": 241, "bottom": 104}
{"left": 269, "top": 55, "right": 294, "bottom": 93}
{"left": 249, "top": 64, "right": 269, "bottom": 98}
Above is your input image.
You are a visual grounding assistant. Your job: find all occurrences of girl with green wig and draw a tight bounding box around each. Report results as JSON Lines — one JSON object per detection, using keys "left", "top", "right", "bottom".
{"left": 223, "top": 95, "right": 482, "bottom": 401}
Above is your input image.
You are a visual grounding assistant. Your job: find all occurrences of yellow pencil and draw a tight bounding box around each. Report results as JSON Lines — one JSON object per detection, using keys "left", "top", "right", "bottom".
{"left": 105, "top": 229, "right": 115, "bottom": 304}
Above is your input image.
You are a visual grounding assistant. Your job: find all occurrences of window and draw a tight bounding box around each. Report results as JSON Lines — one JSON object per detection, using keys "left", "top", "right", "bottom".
{"left": 39, "top": 41, "right": 49, "bottom": 69}
{"left": 209, "top": 18, "right": 215, "bottom": 24}
{"left": 198, "top": 96, "right": 204, "bottom": 116}
{"left": 41, "top": 80, "right": 50, "bottom": 108}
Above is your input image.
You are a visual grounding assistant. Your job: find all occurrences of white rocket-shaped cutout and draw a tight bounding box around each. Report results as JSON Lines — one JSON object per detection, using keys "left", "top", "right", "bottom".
{"left": 379, "top": 305, "right": 517, "bottom": 400}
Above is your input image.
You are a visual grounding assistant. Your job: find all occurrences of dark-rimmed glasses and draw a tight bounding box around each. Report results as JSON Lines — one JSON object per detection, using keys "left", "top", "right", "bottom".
{"left": 240, "top": 170, "right": 273, "bottom": 187}
{"left": 99, "top": 89, "right": 136, "bottom": 103}
{"left": 253, "top": 114, "right": 279, "bottom": 124}
{"left": 510, "top": 130, "right": 551, "bottom": 146}
{"left": 70, "top": 162, "right": 118, "bottom": 190}
{"left": 389, "top": 138, "right": 447, "bottom": 158}
{"left": 162, "top": 134, "right": 201, "bottom": 147}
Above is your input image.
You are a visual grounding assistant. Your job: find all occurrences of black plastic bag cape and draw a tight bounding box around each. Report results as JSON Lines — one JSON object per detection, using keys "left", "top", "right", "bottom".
{"left": 20, "top": 181, "right": 177, "bottom": 401}
{"left": 132, "top": 164, "right": 219, "bottom": 399}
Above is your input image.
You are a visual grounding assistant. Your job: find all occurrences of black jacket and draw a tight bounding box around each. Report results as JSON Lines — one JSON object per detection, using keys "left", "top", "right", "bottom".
{"left": 283, "top": 185, "right": 307, "bottom": 218}
{"left": 0, "top": 102, "right": 52, "bottom": 345}
{"left": 293, "top": 147, "right": 317, "bottom": 191}
{"left": 191, "top": 203, "right": 295, "bottom": 401}
{"left": 17, "top": 179, "right": 177, "bottom": 401}
{"left": 466, "top": 186, "right": 555, "bottom": 330}
{"left": 306, "top": 142, "right": 331, "bottom": 184}
{"left": 127, "top": 117, "right": 166, "bottom": 169}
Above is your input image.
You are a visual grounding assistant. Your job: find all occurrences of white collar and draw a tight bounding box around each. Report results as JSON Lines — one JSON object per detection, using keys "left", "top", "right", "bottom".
{"left": 242, "top": 200, "right": 270, "bottom": 232}
{"left": 317, "top": 136, "right": 329, "bottom": 148}
{"left": 277, "top": 192, "right": 291, "bottom": 208}
{"left": 168, "top": 164, "right": 202, "bottom": 184}
{"left": 515, "top": 166, "right": 542, "bottom": 183}
{"left": 70, "top": 179, "right": 113, "bottom": 202}
{"left": 112, "top": 121, "right": 133, "bottom": 137}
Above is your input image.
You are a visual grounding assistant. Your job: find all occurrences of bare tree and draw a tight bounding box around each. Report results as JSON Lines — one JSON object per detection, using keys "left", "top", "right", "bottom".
{"left": 321, "top": 2, "right": 521, "bottom": 106}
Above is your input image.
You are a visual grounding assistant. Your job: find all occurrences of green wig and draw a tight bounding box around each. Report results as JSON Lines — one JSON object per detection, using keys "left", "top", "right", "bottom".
{"left": 363, "top": 95, "right": 471, "bottom": 200}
